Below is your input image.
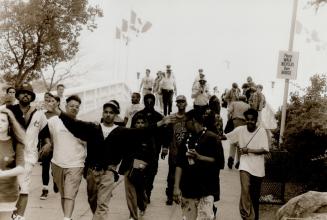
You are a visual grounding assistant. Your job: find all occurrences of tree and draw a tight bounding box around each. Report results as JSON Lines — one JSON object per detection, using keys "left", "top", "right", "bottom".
{"left": 309, "top": 0, "right": 327, "bottom": 10}
{"left": 273, "top": 74, "right": 327, "bottom": 189}
{"left": 0, "top": 0, "right": 102, "bottom": 87}
{"left": 39, "top": 56, "right": 87, "bottom": 92}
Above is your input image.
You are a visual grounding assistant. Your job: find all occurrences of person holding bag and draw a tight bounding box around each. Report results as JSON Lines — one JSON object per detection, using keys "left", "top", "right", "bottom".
{"left": 119, "top": 113, "right": 156, "bottom": 220}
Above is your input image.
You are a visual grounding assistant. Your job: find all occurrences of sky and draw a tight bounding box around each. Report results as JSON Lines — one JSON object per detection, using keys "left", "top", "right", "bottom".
{"left": 62, "top": 0, "right": 327, "bottom": 110}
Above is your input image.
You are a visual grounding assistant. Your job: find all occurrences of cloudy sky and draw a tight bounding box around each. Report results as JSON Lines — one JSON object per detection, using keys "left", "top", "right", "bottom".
{"left": 66, "top": 0, "right": 327, "bottom": 110}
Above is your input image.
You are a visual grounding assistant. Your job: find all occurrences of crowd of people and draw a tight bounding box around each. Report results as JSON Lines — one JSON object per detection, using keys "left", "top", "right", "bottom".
{"left": 0, "top": 68, "right": 270, "bottom": 220}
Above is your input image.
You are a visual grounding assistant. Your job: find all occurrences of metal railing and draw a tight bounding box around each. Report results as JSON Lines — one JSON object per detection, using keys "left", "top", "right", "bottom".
{"left": 35, "top": 82, "right": 131, "bottom": 116}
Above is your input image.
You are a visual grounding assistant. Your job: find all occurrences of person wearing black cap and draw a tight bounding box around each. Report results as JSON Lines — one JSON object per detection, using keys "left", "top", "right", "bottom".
{"left": 7, "top": 82, "right": 49, "bottom": 220}
{"left": 46, "top": 98, "right": 173, "bottom": 220}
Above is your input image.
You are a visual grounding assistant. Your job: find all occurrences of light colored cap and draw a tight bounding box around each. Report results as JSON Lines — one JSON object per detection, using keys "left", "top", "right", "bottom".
{"left": 176, "top": 95, "right": 187, "bottom": 101}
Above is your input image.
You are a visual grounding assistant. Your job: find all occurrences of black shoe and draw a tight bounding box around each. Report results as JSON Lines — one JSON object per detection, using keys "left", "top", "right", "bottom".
{"left": 213, "top": 204, "right": 217, "bottom": 217}
{"left": 166, "top": 199, "right": 173, "bottom": 206}
{"left": 40, "top": 189, "right": 48, "bottom": 200}
{"left": 53, "top": 182, "right": 59, "bottom": 193}
{"left": 235, "top": 162, "right": 240, "bottom": 169}
{"left": 227, "top": 157, "right": 234, "bottom": 169}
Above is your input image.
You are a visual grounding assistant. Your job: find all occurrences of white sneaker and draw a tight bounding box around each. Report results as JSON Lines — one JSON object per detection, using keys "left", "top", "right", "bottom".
{"left": 12, "top": 214, "right": 25, "bottom": 220}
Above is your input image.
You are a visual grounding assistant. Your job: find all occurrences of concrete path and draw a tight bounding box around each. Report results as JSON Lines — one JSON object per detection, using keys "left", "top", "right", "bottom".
{"left": 25, "top": 153, "right": 242, "bottom": 220}
{"left": 22, "top": 108, "right": 255, "bottom": 220}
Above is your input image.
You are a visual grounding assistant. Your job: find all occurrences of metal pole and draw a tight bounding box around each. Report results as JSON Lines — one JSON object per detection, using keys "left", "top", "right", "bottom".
{"left": 279, "top": 0, "right": 299, "bottom": 144}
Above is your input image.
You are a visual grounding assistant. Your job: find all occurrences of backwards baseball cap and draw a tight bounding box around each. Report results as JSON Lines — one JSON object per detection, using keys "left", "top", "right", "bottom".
{"left": 103, "top": 100, "right": 120, "bottom": 114}
{"left": 176, "top": 95, "right": 187, "bottom": 102}
{"left": 15, "top": 82, "right": 36, "bottom": 102}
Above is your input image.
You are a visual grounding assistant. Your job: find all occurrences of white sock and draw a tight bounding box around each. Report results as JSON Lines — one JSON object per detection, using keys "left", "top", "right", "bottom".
{"left": 63, "top": 217, "right": 71, "bottom": 220}
{"left": 43, "top": 185, "right": 49, "bottom": 190}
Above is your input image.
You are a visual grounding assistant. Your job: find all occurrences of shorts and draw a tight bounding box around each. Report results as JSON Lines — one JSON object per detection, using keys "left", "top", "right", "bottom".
{"left": 181, "top": 195, "right": 214, "bottom": 220}
{"left": 51, "top": 163, "right": 83, "bottom": 200}
{"left": 17, "top": 162, "right": 34, "bottom": 194}
{"left": 0, "top": 202, "right": 16, "bottom": 212}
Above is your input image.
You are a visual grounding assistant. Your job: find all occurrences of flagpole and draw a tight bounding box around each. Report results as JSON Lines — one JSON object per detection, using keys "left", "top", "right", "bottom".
{"left": 279, "top": 0, "right": 298, "bottom": 145}
{"left": 113, "top": 30, "right": 117, "bottom": 83}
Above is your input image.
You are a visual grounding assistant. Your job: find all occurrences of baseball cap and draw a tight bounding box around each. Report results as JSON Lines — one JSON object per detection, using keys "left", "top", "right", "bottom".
{"left": 103, "top": 100, "right": 120, "bottom": 114}
{"left": 176, "top": 95, "right": 187, "bottom": 102}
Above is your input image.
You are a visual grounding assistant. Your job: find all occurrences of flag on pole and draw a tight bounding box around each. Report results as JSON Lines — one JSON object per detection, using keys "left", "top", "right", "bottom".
{"left": 130, "top": 25, "right": 138, "bottom": 32}
{"left": 137, "top": 18, "right": 143, "bottom": 25}
{"left": 130, "top": 10, "right": 137, "bottom": 25}
{"left": 115, "top": 27, "right": 121, "bottom": 39}
{"left": 122, "top": 19, "right": 128, "bottom": 32}
{"left": 141, "top": 21, "right": 152, "bottom": 33}
{"left": 295, "top": 20, "right": 302, "bottom": 34}
{"left": 311, "top": 30, "right": 320, "bottom": 42}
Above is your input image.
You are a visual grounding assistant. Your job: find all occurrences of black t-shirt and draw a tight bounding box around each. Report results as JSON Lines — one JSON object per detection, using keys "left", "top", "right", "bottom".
{"left": 7, "top": 104, "right": 36, "bottom": 129}
{"left": 176, "top": 130, "right": 224, "bottom": 200}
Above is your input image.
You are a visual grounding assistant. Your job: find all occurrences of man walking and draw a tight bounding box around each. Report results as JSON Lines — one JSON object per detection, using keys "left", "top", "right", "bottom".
{"left": 132, "top": 94, "right": 167, "bottom": 203}
{"left": 139, "top": 69, "right": 154, "bottom": 98}
{"left": 191, "top": 75, "right": 210, "bottom": 112}
{"left": 225, "top": 108, "right": 269, "bottom": 220}
{"left": 124, "top": 92, "right": 143, "bottom": 128}
{"left": 44, "top": 94, "right": 86, "bottom": 220}
{"left": 159, "top": 69, "right": 177, "bottom": 116}
{"left": 7, "top": 82, "right": 48, "bottom": 220}
{"left": 227, "top": 95, "right": 250, "bottom": 169}
{"left": 47, "top": 99, "right": 172, "bottom": 220}
{"left": 161, "top": 95, "right": 188, "bottom": 205}
{"left": 173, "top": 110, "right": 224, "bottom": 220}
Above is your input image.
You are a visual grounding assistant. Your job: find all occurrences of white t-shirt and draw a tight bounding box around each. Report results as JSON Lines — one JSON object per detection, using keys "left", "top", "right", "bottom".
{"left": 159, "top": 76, "right": 176, "bottom": 91}
{"left": 25, "top": 110, "right": 48, "bottom": 165}
{"left": 140, "top": 76, "right": 154, "bottom": 89}
{"left": 124, "top": 103, "right": 144, "bottom": 128}
{"left": 100, "top": 123, "right": 118, "bottom": 139}
{"left": 226, "top": 126, "right": 269, "bottom": 177}
{"left": 48, "top": 116, "right": 86, "bottom": 168}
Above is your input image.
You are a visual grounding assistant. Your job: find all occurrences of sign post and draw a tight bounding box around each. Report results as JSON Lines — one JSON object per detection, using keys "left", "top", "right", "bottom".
{"left": 279, "top": 0, "right": 299, "bottom": 145}
{"left": 277, "top": 51, "right": 299, "bottom": 80}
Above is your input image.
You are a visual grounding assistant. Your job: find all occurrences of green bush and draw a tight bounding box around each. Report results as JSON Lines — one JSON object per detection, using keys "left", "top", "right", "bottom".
{"left": 272, "top": 74, "right": 327, "bottom": 188}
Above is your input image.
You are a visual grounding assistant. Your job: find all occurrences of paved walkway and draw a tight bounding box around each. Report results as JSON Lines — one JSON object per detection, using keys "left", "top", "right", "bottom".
{"left": 22, "top": 108, "right": 273, "bottom": 220}
{"left": 25, "top": 152, "right": 242, "bottom": 220}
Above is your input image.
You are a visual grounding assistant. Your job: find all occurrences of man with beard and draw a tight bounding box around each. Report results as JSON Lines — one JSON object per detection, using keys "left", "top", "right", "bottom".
{"left": 225, "top": 108, "right": 269, "bottom": 220}
{"left": 7, "top": 82, "right": 48, "bottom": 220}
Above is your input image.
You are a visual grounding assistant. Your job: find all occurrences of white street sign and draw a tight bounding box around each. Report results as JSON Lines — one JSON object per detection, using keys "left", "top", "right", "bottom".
{"left": 277, "top": 50, "right": 299, "bottom": 80}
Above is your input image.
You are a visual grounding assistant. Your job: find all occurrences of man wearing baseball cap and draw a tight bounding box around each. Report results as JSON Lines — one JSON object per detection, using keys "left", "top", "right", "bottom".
{"left": 47, "top": 98, "right": 174, "bottom": 220}
{"left": 7, "top": 82, "right": 49, "bottom": 220}
{"left": 161, "top": 95, "right": 188, "bottom": 205}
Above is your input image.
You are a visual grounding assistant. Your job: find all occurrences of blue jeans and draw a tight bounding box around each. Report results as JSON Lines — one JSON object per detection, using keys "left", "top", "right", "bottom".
{"left": 86, "top": 168, "right": 116, "bottom": 220}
